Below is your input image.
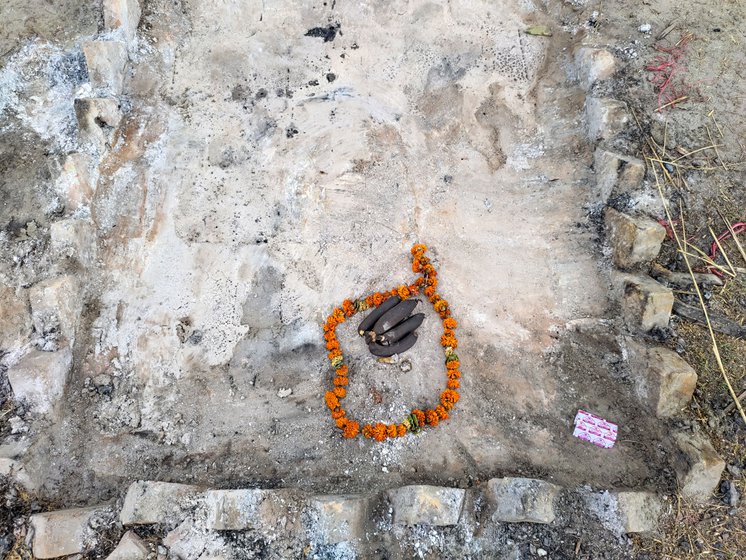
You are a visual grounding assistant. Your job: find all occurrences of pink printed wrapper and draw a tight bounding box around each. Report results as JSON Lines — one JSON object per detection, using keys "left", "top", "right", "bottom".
{"left": 572, "top": 410, "right": 617, "bottom": 449}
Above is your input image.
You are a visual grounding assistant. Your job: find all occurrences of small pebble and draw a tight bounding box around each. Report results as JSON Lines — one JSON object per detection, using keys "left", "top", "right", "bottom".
{"left": 639, "top": 23, "right": 652, "bottom": 33}
{"left": 277, "top": 388, "right": 292, "bottom": 398}
{"left": 537, "top": 549, "right": 548, "bottom": 557}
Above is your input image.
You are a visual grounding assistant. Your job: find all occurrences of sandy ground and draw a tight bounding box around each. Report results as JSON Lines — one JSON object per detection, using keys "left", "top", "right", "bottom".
{"left": 3, "top": 0, "right": 676, "bottom": 509}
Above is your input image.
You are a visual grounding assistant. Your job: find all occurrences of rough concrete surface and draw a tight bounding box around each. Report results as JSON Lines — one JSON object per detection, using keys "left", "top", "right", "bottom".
{"left": 0, "top": 0, "right": 706, "bottom": 557}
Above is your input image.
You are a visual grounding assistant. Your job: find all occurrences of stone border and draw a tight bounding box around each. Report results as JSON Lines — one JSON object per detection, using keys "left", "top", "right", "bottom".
{"left": 28, "top": 477, "right": 664, "bottom": 558}
{"left": 575, "top": 44, "right": 725, "bottom": 503}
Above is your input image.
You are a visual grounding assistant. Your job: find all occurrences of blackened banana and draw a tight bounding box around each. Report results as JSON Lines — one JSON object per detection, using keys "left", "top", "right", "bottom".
{"left": 371, "top": 299, "right": 419, "bottom": 335}
{"left": 357, "top": 296, "right": 401, "bottom": 336}
{"left": 377, "top": 313, "right": 425, "bottom": 345}
{"left": 368, "top": 332, "right": 418, "bottom": 357}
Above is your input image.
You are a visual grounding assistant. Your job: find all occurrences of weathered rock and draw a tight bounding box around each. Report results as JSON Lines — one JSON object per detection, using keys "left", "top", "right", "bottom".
{"left": 605, "top": 209, "right": 666, "bottom": 269}
{"left": 387, "top": 485, "right": 465, "bottom": 527}
{"left": 584, "top": 490, "right": 661, "bottom": 534}
{"left": 575, "top": 47, "right": 616, "bottom": 89}
{"left": 306, "top": 494, "right": 370, "bottom": 544}
{"left": 616, "top": 491, "right": 662, "bottom": 533}
{"left": 0, "top": 284, "right": 32, "bottom": 352}
{"left": 82, "top": 41, "right": 128, "bottom": 94}
{"left": 50, "top": 219, "right": 97, "bottom": 266}
{"left": 30, "top": 506, "right": 107, "bottom": 559}
{"left": 74, "top": 97, "right": 123, "bottom": 148}
{"left": 625, "top": 339, "right": 698, "bottom": 417}
{"left": 30, "top": 275, "right": 83, "bottom": 345}
{"left": 673, "top": 431, "right": 726, "bottom": 502}
{"left": 120, "top": 481, "right": 202, "bottom": 525}
{"left": 105, "top": 530, "right": 148, "bottom": 560}
{"left": 54, "top": 153, "right": 96, "bottom": 210}
{"left": 104, "top": 0, "right": 142, "bottom": 42}
{"left": 163, "top": 519, "right": 210, "bottom": 560}
{"left": 618, "top": 274, "right": 673, "bottom": 332}
{"left": 594, "top": 149, "right": 645, "bottom": 203}
{"left": 203, "top": 488, "right": 303, "bottom": 533}
{"left": 586, "top": 97, "right": 630, "bottom": 141}
{"left": 7, "top": 347, "right": 73, "bottom": 413}
{"left": 487, "top": 477, "right": 561, "bottom": 524}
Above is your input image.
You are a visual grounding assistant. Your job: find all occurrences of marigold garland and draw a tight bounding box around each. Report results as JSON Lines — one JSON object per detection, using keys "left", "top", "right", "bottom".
{"left": 321, "top": 244, "right": 462, "bottom": 441}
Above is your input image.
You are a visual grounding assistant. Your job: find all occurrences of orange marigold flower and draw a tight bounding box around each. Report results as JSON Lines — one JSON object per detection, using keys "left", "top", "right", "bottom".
{"left": 422, "top": 264, "right": 436, "bottom": 276}
{"left": 373, "top": 423, "right": 387, "bottom": 442}
{"left": 328, "top": 349, "right": 342, "bottom": 360}
{"left": 331, "top": 409, "right": 346, "bottom": 419}
{"left": 447, "top": 369, "right": 461, "bottom": 379}
{"left": 342, "top": 421, "right": 360, "bottom": 438}
{"left": 323, "top": 331, "right": 336, "bottom": 341}
{"left": 397, "top": 285, "right": 411, "bottom": 299}
{"left": 323, "top": 319, "right": 336, "bottom": 332}
{"left": 333, "top": 376, "right": 348, "bottom": 387}
{"left": 424, "top": 286, "right": 436, "bottom": 298}
{"left": 447, "top": 379, "right": 460, "bottom": 390}
{"left": 332, "top": 308, "right": 346, "bottom": 323}
{"left": 336, "top": 365, "right": 349, "bottom": 376}
{"left": 342, "top": 299, "right": 356, "bottom": 317}
{"left": 415, "top": 277, "right": 425, "bottom": 286}
{"left": 333, "top": 387, "right": 346, "bottom": 399}
{"left": 412, "top": 409, "right": 425, "bottom": 426}
{"left": 434, "top": 300, "right": 449, "bottom": 312}
{"left": 442, "top": 329, "right": 455, "bottom": 338}
{"left": 441, "top": 335, "right": 458, "bottom": 348}
{"left": 413, "top": 259, "right": 423, "bottom": 273}
{"left": 408, "top": 283, "right": 420, "bottom": 295}
{"left": 336, "top": 417, "right": 348, "bottom": 428}
{"left": 425, "top": 409, "right": 439, "bottom": 426}
{"left": 441, "top": 389, "right": 460, "bottom": 407}
{"left": 411, "top": 243, "right": 428, "bottom": 255}
{"left": 362, "top": 424, "right": 373, "bottom": 438}
{"left": 386, "top": 425, "right": 398, "bottom": 438}
{"left": 446, "top": 360, "right": 460, "bottom": 370}
{"left": 443, "top": 318, "right": 457, "bottom": 329}
{"left": 372, "top": 293, "right": 384, "bottom": 306}
{"left": 326, "top": 339, "right": 340, "bottom": 351}
{"left": 397, "top": 424, "right": 407, "bottom": 437}
{"left": 435, "top": 405, "right": 449, "bottom": 420}
{"left": 325, "top": 391, "right": 340, "bottom": 410}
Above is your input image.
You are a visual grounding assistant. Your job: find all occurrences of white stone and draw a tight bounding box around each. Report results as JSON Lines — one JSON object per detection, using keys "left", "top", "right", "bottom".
{"left": 605, "top": 208, "right": 666, "bottom": 269}
{"left": 625, "top": 339, "right": 698, "bottom": 417}
{"left": 120, "top": 481, "right": 202, "bottom": 525}
{"left": 307, "top": 494, "right": 370, "bottom": 544}
{"left": 54, "top": 153, "right": 96, "bottom": 211}
{"left": 387, "top": 485, "right": 465, "bottom": 526}
{"left": 615, "top": 491, "right": 661, "bottom": 533}
{"left": 0, "top": 284, "right": 32, "bottom": 351}
{"left": 104, "top": 0, "right": 142, "bottom": 42}
{"left": 83, "top": 41, "right": 128, "bottom": 94}
{"left": 203, "top": 488, "right": 302, "bottom": 533}
{"left": 74, "top": 97, "right": 123, "bottom": 148}
{"left": 7, "top": 347, "right": 73, "bottom": 414}
{"left": 487, "top": 477, "right": 561, "bottom": 524}
{"left": 617, "top": 274, "right": 673, "bottom": 332}
{"left": 575, "top": 47, "right": 616, "bottom": 89}
{"left": 673, "top": 431, "right": 726, "bottom": 502}
{"left": 585, "top": 97, "right": 630, "bottom": 141}
{"left": 30, "top": 506, "right": 107, "bottom": 559}
{"left": 50, "top": 218, "right": 97, "bottom": 265}
{"left": 594, "top": 149, "right": 645, "bottom": 203}
{"left": 30, "top": 275, "right": 83, "bottom": 345}
{"left": 105, "top": 530, "right": 149, "bottom": 560}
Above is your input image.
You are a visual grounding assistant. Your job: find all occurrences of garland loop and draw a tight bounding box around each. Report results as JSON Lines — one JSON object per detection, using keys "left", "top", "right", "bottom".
{"left": 322, "top": 244, "right": 461, "bottom": 442}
